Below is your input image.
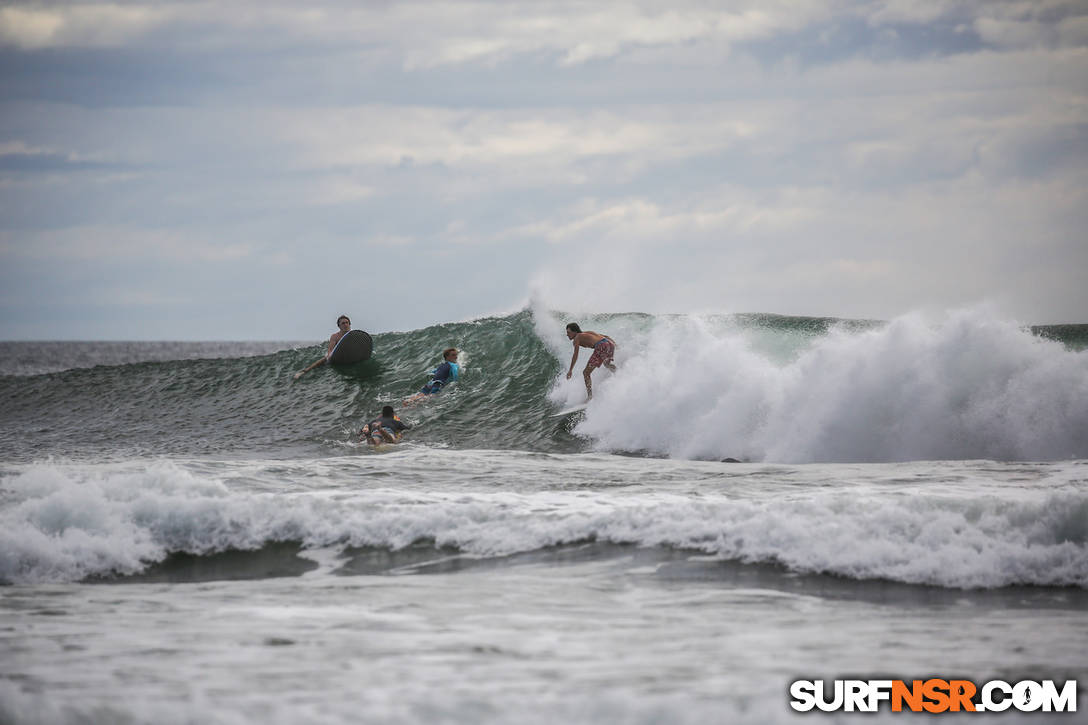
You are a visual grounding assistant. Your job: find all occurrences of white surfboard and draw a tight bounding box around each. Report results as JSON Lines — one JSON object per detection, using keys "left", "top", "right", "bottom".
{"left": 549, "top": 403, "right": 589, "bottom": 417}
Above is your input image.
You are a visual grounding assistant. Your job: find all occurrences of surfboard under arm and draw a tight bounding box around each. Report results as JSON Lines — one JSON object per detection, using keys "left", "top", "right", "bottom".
{"left": 328, "top": 329, "right": 373, "bottom": 365}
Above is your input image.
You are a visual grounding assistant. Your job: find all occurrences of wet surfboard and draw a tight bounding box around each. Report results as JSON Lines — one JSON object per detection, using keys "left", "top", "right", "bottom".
{"left": 549, "top": 403, "right": 589, "bottom": 417}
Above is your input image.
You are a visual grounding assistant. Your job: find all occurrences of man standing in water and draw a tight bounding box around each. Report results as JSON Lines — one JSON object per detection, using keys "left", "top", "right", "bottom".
{"left": 565, "top": 323, "right": 617, "bottom": 400}
{"left": 294, "top": 315, "right": 353, "bottom": 379}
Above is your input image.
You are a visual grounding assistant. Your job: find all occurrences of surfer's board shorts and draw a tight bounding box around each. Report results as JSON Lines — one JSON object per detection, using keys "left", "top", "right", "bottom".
{"left": 587, "top": 338, "right": 615, "bottom": 369}
{"left": 365, "top": 426, "right": 398, "bottom": 444}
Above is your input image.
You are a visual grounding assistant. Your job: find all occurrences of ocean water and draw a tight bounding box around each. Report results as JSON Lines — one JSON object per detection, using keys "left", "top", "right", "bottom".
{"left": 1, "top": 307, "right": 1087, "bottom": 724}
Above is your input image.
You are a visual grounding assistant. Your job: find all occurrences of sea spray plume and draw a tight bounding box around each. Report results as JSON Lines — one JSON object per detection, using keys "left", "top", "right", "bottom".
{"left": 529, "top": 294, "right": 568, "bottom": 362}
{"left": 758, "top": 310, "right": 1088, "bottom": 462}
{"left": 576, "top": 314, "right": 771, "bottom": 460}
{"left": 576, "top": 308, "right": 1088, "bottom": 463}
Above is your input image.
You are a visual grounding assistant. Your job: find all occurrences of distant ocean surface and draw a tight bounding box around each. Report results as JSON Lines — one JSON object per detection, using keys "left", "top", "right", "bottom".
{"left": 2, "top": 307, "right": 1087, "bottom": 724}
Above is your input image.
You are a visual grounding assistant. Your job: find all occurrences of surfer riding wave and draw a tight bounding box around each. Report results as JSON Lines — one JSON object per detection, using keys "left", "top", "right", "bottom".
{"left": 565, "top": 323, "right": 617, "bottom": 401}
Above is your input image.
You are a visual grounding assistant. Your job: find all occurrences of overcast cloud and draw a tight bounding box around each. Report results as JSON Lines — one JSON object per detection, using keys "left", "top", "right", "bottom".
{"left": 1, "top": 0, "right": 1085, "bottom": 339}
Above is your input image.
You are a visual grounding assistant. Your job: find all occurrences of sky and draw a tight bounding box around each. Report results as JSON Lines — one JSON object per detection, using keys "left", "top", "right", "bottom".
{"left": 0, "top": 0, "right": 1085, "bottom": 340}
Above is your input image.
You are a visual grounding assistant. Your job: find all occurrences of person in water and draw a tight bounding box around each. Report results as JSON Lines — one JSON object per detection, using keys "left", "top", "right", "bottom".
{"left": 565, "top": 323, "right": 616, "bottom": 400}
{"left": 404, "top": 348, "right": 460, "bottom": 405}
{"left": 294, "top": 315, "right": 353, "bottom": 379}
{"left": 359, "top": 405, "right": 411, "bottom": 445}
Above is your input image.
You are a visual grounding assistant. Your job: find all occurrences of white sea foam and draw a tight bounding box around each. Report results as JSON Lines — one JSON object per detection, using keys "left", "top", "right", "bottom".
{"left": 540, "top": 307, "right": 1088, "bottom": 463}
{"left": 2, "top": 459, "right": 1085, "bottom": 589}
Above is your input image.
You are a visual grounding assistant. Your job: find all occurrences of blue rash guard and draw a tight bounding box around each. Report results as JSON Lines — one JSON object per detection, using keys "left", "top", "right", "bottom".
{"left": 420, "top": 361, "right": 459, "bottom": 395}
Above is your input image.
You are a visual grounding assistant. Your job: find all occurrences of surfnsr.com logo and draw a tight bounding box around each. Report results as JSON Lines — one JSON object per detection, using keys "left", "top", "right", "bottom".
{"left": 789, "top": 679, "right": 1078, "bottom": 713}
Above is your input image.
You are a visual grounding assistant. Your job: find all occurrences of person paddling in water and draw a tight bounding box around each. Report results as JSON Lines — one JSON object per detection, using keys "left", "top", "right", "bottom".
{"left": 294, "top": 315, "right": 353, "bottom": 379}
{"left": 565, "top": 323, "right": 616, "bottom": 400}
{"left": 359, "top": 405, "right": 411, "bottom": 445}
{"left": 404, "top": 348, "right": 460, "bottom": 405}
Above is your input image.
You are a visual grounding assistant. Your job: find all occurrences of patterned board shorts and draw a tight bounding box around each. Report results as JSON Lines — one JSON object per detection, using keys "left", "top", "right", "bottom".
{"left": 587, "top": 338, "right": 615, "bottom": 368}
{"left": 365, "top": 425, "right": 397, "bottom": 442}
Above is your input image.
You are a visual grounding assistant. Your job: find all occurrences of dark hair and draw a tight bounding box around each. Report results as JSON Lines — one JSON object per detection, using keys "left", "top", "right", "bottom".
{"left": 443, "top": 347, "right": 458, "bottom": 360}
{"left": 337, "top": 315, "right": 350, "bottom": 325}
{"left": 566, "top": 322, "right": 582, "bottom": 333}
{"left": 382, "top": 405, "right": 395, "bottom": 417}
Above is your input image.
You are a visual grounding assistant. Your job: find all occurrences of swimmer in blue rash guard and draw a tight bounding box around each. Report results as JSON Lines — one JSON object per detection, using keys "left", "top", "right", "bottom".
{"left": 404, "top": 348, "right": 460, "bottom": 405}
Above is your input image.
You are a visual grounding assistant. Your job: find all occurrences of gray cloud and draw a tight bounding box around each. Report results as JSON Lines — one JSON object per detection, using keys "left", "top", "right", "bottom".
{"left": 0, "top": 0, "right": 1085, "bottom": 338}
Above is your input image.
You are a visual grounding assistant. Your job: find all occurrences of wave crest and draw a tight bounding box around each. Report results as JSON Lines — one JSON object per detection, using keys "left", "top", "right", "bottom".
{"left": 3, "top": 460, "right": 1086, "bottom": 589}
{"left": 569, "top": 308, "right": 1088, "bottom": 462}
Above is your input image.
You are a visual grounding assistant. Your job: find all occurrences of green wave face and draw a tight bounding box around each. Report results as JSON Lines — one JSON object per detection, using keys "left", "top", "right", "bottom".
{"left": 0, "top": 311, "right": 578, "bottom": 460}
